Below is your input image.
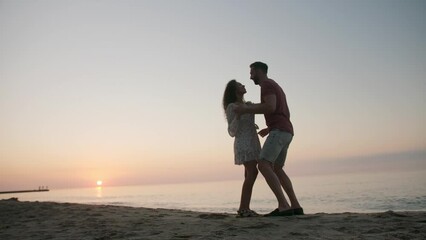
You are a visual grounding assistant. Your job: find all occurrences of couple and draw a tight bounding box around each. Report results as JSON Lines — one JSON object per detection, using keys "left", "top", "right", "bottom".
{"left": 223, "top": 62, "right": 303, "bottom": 217}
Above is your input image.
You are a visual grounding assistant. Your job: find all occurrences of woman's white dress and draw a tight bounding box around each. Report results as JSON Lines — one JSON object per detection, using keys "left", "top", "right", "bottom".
{"left": 226, "top": 103, "right": 261, "bottom": 165}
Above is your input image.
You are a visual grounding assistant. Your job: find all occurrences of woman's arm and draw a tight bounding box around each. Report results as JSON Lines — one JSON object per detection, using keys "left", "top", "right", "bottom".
{"left": 226, "top": 104, "right": 239, "bottom": 137}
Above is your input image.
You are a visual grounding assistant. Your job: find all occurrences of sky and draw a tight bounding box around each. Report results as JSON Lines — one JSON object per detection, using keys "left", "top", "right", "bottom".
{"left": 1, "top": 0, "right": 425, "bottom": 190}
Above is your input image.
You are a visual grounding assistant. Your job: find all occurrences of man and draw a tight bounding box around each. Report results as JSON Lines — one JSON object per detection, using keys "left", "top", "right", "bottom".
{"left": 235, "top": 61, "right": 303, "bottom": 216}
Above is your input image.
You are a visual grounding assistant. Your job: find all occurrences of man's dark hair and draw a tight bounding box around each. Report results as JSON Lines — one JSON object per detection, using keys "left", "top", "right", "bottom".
{"left": 250, "top": 62, "right": 268, "bottom": 74}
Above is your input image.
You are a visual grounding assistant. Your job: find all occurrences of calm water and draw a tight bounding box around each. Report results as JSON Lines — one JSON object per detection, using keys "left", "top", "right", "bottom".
{"left": 2, "top": 171, "right": 426, "bottom": 214}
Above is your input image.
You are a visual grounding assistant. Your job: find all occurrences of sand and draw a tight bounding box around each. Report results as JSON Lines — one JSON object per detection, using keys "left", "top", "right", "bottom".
{"left": 1, "top": 198, "right": 425, "bottom": 240}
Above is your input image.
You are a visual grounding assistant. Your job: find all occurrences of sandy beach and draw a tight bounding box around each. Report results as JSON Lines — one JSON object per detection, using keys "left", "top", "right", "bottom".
{"left": 1, "top": 198, "right": 425, "bottom": 240}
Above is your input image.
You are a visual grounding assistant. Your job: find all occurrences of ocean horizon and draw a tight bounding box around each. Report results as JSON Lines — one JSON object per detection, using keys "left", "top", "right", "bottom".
{"left": 1, "top": 170, "right": 425, "bottom": 214}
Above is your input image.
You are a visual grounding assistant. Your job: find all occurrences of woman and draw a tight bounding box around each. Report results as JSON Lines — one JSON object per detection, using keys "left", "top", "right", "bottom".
{"left": 223, "top": 79, "right": 261, "bottom": 217}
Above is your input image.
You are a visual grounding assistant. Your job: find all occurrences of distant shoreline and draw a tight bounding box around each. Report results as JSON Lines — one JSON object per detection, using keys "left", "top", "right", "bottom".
{"left": 0, "top": 189, "right": 49, "bottom": 194}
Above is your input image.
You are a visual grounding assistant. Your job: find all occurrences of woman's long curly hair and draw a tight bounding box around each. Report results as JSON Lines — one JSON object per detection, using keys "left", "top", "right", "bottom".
{"left": 222, "top": 79, "right": 238, "bottom": 112}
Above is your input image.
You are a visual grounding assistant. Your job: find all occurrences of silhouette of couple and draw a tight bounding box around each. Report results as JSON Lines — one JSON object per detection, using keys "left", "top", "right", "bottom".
{"left": 223, "top": 62, "right": 303, "bottom": 217}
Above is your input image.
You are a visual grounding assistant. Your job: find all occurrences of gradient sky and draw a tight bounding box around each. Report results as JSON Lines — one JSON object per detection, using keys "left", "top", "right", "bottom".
{"left": 1, "top": 0, "right": 425, "bottom": 190}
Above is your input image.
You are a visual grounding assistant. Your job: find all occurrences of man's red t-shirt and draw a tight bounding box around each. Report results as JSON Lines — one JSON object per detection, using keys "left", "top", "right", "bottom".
{"left": 260, "top": 78, "right": 294, "bottom": 135}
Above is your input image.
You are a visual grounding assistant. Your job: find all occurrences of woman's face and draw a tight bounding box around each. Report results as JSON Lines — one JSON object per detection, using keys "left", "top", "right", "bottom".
{"left": 236, "top": 82, "right": 246, "bottom": 95}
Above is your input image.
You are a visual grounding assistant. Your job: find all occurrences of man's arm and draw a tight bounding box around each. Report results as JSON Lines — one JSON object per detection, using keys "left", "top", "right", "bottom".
{"left": 236, "top": 94, "right": 276, "bottom": 115}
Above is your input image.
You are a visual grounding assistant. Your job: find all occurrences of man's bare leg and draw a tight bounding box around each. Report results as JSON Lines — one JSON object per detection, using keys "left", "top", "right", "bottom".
{"left": 275, "top": 167, "right": 301, "bottom": 209}
{"left": 258, "top": 160, "right": 290, "bottom": 211}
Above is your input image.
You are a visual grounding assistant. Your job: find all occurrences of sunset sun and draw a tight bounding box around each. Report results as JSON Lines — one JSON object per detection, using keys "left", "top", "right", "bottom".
{"left": 96, "top": 180, "right": 103, "bottom": 186}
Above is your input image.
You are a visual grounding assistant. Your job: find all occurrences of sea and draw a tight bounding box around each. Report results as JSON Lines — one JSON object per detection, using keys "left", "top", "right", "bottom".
{"left": 1, "top": 170, "right": 426, "bottom": 214}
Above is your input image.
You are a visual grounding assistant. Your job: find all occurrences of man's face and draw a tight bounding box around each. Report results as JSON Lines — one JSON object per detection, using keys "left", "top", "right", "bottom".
{"left": 250, "top": 67, "right": 260, "bottom": 85}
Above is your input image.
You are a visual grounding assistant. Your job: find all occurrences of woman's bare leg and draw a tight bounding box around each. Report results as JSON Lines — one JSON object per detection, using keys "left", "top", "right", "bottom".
{"left": 239, "top": 160, "right": 258, "bottom": 211}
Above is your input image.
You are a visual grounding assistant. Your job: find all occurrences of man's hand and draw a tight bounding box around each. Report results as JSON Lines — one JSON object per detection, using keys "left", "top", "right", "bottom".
{"left": 258, "top": 128, "right": 269, "bottom": 138}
